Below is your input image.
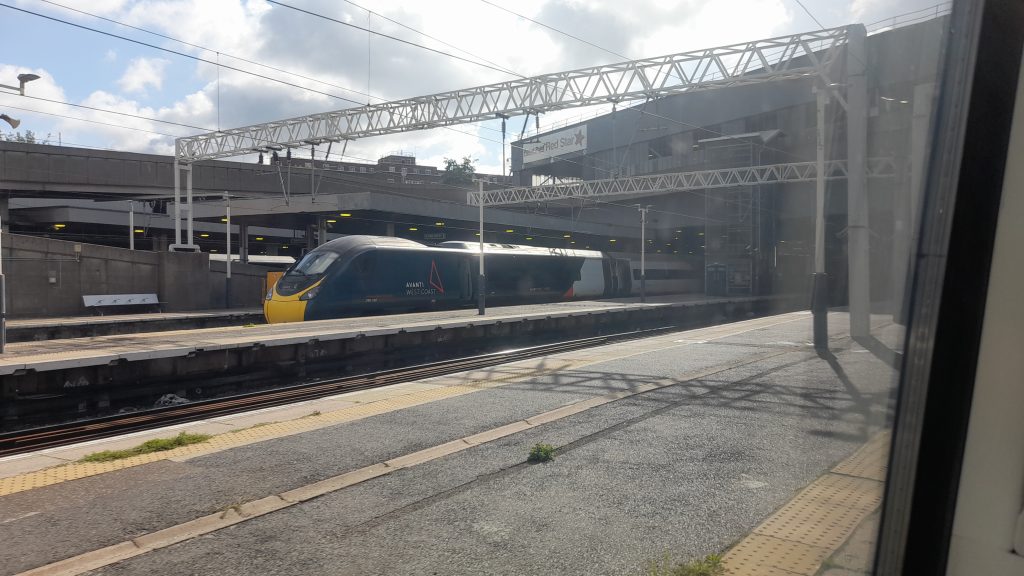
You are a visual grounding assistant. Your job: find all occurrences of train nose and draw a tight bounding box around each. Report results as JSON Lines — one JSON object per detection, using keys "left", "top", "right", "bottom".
{"left": 263, "top": 288, "right": 308, "bottom": 324}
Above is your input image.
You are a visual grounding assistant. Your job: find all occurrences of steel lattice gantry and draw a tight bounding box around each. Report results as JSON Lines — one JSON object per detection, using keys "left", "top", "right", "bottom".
{"left": 174, "top": 27, "right": 848, "bottom": 163}
{"left": 467, "top": 158, "right": 897, "bottom": 206}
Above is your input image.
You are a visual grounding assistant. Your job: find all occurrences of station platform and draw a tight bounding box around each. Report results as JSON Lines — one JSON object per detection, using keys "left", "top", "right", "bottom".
{"left": 6, "top": 309, "right": 264, "bottom": 343}
{"left": 0, "top": 310, "right": 898, "bottom": 576}
{"left": 0, "top": 294, "right": 796, "bottom": 426}
{"left": 0, "top": 295, "right": 780, "bottom": 372}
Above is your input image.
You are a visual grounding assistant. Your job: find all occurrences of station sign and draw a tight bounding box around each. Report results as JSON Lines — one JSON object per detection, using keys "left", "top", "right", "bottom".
{"left": 521, "top": 126, "right": 587, "bottom": 163}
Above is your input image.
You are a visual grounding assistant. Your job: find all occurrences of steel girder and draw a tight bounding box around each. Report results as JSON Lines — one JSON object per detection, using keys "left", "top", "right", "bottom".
{"left": 175, "top": 27, "right": 848, "bottom": 163}
{"left": 467, "top": 158, "right": 897, "bottom": 206}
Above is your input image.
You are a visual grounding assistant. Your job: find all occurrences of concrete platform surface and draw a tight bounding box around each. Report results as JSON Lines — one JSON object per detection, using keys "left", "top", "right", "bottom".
{"left": 0, "top": 294, "right": 769, "bottom": 374}
{"left": 5, "top": 308, "right": 265, "bottom": 343}
{"left": 7, "top": 309, "right": 263, "bottom": 330}
{"left": 0, "top": 310, "right": 902, "bottom": 576}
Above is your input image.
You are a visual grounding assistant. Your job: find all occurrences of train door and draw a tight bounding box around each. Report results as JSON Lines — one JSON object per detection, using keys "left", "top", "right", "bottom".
{"left": 458, "top": 256, "right": 473, "bottom": 304}
{"left": 615, "top": 258, "right": 632, "bottom": 296}
{"left": 602, "top": 258, "right": 615, "bottom": 297}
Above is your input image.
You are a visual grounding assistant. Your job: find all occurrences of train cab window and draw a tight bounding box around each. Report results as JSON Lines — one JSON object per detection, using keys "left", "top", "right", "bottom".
{"left": 289, "top": 251, "right": 338, "bottom": 277}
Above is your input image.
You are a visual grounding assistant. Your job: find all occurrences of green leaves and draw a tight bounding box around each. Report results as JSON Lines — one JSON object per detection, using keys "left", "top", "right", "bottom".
{"left": 527, "top": 442, "right": 555, "bottom": 463}
{"left": 441, "top": 156, "right": 476, "bottom": 184}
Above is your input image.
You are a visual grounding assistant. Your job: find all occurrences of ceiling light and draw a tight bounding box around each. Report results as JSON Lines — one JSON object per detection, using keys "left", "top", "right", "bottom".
{"left": 326, "top": 219, "right": 337, "bottom": 223}
{"left": 53, "top": 223, "right": 66, "bottom": 229}
{"left": 339, "top": 213, "right": 352, "bottom": 217}
{"left": 135, "top": 229, "right": 145, "bottom": 234}
{"left": 200, "top": 233, "right": 209, "bottom": 238}
{"left": 505, "top": 229, "right": 514, "bottom": 233}
{"left": 435, "top": 222, "right": 445, "bottom": 226}
{"left": 563, "top": 234, "right": 571, "bottom": 238}
{"left": 409, "top": 227, "right": 418, "bottom": 231}
{"left": 255, "top": 236, "right": 264, "bottom": 241}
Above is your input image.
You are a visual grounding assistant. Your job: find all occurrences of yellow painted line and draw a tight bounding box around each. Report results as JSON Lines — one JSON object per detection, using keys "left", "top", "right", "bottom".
{"left": 722, "top": 431, "right": 891, "bottom": 576}
{"left": 0, "top": 312, "right": 808, "bottom": 498}
{"left": 14, "top": 336, "right": 797, "bottom": 576}
{"left": 0, "top": 364, "right": 570, "bottom": 497}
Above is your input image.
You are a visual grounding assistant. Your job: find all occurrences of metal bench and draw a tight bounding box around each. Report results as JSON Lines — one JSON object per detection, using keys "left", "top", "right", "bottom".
{"left": 82, "top": 293, "right": 163, "bottom": 315}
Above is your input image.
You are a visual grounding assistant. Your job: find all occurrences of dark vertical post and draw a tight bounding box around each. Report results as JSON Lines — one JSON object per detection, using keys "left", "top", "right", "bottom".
{"left": 478, "top": 180, "right": 486, "bottom": 315}
{"left": 813, "top": 85, "right": 829, "bottom": 351}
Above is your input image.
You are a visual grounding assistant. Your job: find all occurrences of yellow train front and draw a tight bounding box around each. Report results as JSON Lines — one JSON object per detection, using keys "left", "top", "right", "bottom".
{"left": 264, "top": 235, "right": 694, "bottom": 324}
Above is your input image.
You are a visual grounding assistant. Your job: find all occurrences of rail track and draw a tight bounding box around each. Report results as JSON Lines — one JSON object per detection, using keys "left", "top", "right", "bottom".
{"left": 0, "top": 325, "right": 678, "bottom": 458}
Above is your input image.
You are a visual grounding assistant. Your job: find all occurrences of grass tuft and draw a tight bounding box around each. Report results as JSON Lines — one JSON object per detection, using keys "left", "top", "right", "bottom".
{"left": 527, "top": 443, "right": 555, "bottom": 463}
{"left": 646, "top": 554, "right": 725, "bottom": 576}
{"left": 79, "top": 432, "right": 212, "bottom": 463}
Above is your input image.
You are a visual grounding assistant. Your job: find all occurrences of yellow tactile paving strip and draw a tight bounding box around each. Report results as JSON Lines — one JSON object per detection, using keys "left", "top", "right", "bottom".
{"left": 722, "top": 431, "right": 891, "bottom": 576}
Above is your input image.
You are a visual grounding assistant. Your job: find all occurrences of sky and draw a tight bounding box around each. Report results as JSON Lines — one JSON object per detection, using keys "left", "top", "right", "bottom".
{"left": 0, "top": 0, "right": 948, "bottom": 174}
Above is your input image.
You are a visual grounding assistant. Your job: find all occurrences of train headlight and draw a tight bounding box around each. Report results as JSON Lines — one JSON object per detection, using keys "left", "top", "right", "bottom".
{"left": 300, "top": 285, "right": 321, "bottom": 301}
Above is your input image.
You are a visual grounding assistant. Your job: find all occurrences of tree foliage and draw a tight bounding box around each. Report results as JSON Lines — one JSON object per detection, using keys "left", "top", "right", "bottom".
{"left": 441, "top": 156, "right": 476, "bottom": 184}
{"left": 0, "top": 130, "right": 53, "bottom": 144}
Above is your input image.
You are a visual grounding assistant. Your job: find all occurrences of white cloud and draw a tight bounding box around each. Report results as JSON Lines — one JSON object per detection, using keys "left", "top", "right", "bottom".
{"left": 117, "top": 57, "right": 169, "bottom": 94}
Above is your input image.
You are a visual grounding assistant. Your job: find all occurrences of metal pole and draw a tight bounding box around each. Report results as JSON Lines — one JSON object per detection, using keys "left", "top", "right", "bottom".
{"left": 812, "top": 85, "right": 829, "bottom": 350}
{"left": 128, "top": 200, "right": 135, "bottom": 251}
{"left": 0, "top": 213, "right": 5, "bottom": 354}
{"left": 225, "top": 193, "right": 232, "bottom": 309}
{"left": 847, "top": 24, "right": 870, "bottom": 339}
{"left": 639, "top": 205, "right": 647, "bottom": 303}
{"left": 478, "top": 180, "right": 486, "bottom": 315}
{"left": 173, "top": 160, "right": 181, "bottom": 247}
{"left": 186, "top": 165, "right": 194, "bottom": 248}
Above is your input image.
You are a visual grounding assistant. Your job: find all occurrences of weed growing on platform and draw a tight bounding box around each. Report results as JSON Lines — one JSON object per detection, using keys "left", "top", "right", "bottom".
{"left": 645, "top": 553, "right": 724, "bottom": 576}
{"left": 78, "top": 432, "right": 212, "bottom": 462}
{"left": 527, "top": 443, "right": 555, "bottom": 463}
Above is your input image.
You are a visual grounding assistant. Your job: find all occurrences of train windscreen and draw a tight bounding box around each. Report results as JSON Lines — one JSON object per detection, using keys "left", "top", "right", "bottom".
{"left": 275, "top": 250, "right": 339, "bottom": 296}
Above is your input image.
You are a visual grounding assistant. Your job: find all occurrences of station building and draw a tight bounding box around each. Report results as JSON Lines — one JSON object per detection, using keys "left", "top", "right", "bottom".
{"left": 510, "top": 17, "right": 944, "bottom": 303}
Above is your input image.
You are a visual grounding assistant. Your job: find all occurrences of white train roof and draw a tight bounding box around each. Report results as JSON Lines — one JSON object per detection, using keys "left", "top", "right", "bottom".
{"left": 438, "top": 241, "right": 604, "bottom": 258}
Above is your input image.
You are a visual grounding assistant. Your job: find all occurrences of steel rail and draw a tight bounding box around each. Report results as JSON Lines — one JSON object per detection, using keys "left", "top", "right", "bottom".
{"left": 0, "top": 325, "right": 680, "bottom": 457}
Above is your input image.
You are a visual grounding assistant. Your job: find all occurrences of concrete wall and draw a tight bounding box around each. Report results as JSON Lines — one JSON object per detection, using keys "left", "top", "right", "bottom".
{"left": 207, "top": 259, "right": 271, "bottom": 310}
{"left": 1, "top": 233, "right": 266, "bottom": 318}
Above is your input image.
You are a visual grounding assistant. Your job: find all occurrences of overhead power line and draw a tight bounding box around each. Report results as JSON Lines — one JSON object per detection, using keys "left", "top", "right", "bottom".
{"left": 338, "top": 0, "right": 524, "bottom": 79}
{"left": 39, "top": 0, "right": 386, "bottom": 105}
{"left": 9, "top": 93, "right": 213, "bottom": 131}
{"left": 0, "top": 2, "right": 366, "bottom": 107}
{"left": 0, "top": 103, "right": 179, "bottom": 137}
{"left": 5, "top": 1, "right": 513, "bottom": 145}
{"left": 477, "top": 0, "right": 631, "bottom": 61}
{"left": 265, "top": 0, "right": 516, "bottom": 77}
